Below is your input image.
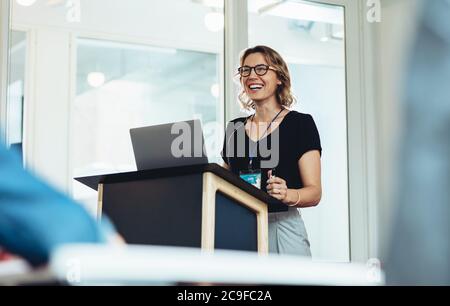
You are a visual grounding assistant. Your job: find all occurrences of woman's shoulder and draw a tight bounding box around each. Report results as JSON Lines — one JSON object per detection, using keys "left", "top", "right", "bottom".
{"left": 228, "top": 115, "right": 251, "bottom": 125}
{"left": 285, "top": 110, "right": 315, "bottom": 123}
{"left": 284, "top": 111, "right": 319, "bottom": 135}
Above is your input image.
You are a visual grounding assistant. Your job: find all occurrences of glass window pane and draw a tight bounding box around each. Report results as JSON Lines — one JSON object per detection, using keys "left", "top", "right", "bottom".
{"left": 248, "top": 0, "right": 348, "bottom": 262}
{"left": 73, "top": 39, "right": 223, "bottom": 210}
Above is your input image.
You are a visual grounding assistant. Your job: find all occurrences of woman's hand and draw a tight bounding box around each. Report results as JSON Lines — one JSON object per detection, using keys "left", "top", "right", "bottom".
{"left": 266, "top": 170, "right": 291, "bottom": 204}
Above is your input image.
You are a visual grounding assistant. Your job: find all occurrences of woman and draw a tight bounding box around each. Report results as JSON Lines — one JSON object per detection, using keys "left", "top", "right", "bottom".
{"left": 221, "top": 45, "right": 322, "bottom": 257}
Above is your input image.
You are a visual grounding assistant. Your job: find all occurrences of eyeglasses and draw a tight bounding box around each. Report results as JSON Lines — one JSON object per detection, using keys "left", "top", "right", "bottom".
{"left": 237, "top": 64, "right": 277, "bottom": 77}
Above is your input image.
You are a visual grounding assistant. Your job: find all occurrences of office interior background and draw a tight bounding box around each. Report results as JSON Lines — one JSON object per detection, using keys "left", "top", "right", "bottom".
{"left": 1, "top": 0, "right": 448, "bottom": 285}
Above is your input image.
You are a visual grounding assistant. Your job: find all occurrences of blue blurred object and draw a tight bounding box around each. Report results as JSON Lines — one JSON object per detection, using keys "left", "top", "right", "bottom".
{"left": 0, "top": 142, "right": 109, "bottom": 266}
{"left": 9, "top": 143, "right": 22, "bottom": 160}
{"left": 386, "top": 0, "right": 450, "bottom": 285}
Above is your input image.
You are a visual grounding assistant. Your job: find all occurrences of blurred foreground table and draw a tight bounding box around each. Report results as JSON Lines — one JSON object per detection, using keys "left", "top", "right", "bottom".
{"left": 44, "top": 244, "right": 384, "bottom": 286}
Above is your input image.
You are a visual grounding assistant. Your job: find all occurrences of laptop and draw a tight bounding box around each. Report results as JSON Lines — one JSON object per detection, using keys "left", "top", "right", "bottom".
{"left": 130, "top": 119, "right": 208, "bottom": 170}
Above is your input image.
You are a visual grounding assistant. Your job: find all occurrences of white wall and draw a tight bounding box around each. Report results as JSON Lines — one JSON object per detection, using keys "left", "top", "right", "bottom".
{"left": 293, "top": 64, "right": 349, "bottom": 261}
{"left": 374, "top": 0, "right": 421, "bottom": 257}
{"left": 30, "top": 29, "right": 72, "bottom": 190}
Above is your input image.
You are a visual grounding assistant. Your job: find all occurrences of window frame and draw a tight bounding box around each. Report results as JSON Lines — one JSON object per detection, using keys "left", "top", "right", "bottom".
{"left": 0, "top": 0, "right": 11, "bottom": 142}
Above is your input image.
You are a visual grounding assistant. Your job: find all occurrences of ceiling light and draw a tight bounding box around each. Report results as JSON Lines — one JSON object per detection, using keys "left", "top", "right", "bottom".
{"left": 16, "top": 0, "right": 37, "bottom": 6}
{"left": 87, "top": 72, "right": 105, "bottom": 88}
{"left": 250, "top": 0, "right": 344, "bottom": 25}
{"left": 257, "top": 0, "right": 287, "bottom": 14}
{"left": 204, "top": 11, "right": 224, "bottom": 32}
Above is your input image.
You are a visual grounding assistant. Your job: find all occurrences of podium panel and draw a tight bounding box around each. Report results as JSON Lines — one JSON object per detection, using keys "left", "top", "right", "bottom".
{"left": 101, "top": 174, "right": 203, "bottom": 248}
{"left": 215, "top": 192, "right": 258, "bottom": 252}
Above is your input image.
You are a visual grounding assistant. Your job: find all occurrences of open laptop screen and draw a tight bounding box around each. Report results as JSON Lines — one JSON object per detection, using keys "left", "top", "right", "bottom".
{"left": 130, "top": 120, "right": 208, "bottom": 170}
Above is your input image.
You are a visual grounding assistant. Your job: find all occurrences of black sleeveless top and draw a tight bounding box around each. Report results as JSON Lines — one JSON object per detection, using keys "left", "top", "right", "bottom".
{"left": 221, "top": 111, "right": 322, "bottom": 193}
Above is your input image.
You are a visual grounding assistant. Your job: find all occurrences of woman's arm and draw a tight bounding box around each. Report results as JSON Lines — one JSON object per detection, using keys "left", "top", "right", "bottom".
{"left": 221, "top": 162, "right": 230, "bottom": 170}
{"left": 267, "top": 150, "right": 322, "bottom": 208}
{"left": 293, "top": 150, "right": 322, "bottom": 207}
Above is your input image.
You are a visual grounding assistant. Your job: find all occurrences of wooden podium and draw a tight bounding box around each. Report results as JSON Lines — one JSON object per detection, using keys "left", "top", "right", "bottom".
{"left": 76, "top": 163, "right": 287, "bottom": 254}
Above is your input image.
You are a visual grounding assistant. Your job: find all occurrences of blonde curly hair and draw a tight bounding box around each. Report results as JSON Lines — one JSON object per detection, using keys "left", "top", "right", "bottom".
{"left": 237, "top": 46, "right": 296, "bottom": 111}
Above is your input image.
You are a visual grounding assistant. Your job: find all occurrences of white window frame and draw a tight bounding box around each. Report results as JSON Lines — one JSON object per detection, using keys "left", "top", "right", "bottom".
{"left": 0, "top": 0, "right": 11, "bottom": 141}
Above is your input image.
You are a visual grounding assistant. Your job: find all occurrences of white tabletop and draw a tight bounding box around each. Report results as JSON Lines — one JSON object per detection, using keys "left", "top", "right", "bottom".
{"left": 49, "top": 244, "right": 384, "bottom": 286}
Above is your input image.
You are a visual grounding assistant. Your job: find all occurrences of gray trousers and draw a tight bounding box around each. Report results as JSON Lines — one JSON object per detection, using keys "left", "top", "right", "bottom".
{"left": 268, "top": 207, "right": 311, "bottom": 257}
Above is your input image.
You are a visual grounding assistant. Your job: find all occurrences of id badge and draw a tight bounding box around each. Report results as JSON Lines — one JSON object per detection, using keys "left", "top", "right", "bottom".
{"left": 239, "top": 169, "right": 262, "bottom": 189}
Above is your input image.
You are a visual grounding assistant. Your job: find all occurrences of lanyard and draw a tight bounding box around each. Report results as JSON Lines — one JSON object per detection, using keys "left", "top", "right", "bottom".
{"left": 248, "top": 108, "right": 284, "bottom": 169}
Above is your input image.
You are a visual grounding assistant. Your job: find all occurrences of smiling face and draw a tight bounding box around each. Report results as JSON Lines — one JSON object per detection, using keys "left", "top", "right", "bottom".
{"left": 240, "top": 52, "right": 281, "bottom": 105}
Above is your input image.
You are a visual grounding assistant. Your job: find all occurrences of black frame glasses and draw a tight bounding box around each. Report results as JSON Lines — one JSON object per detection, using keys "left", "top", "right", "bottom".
{"left": 237, "top": 64, "right": 277, "bottom": 77}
